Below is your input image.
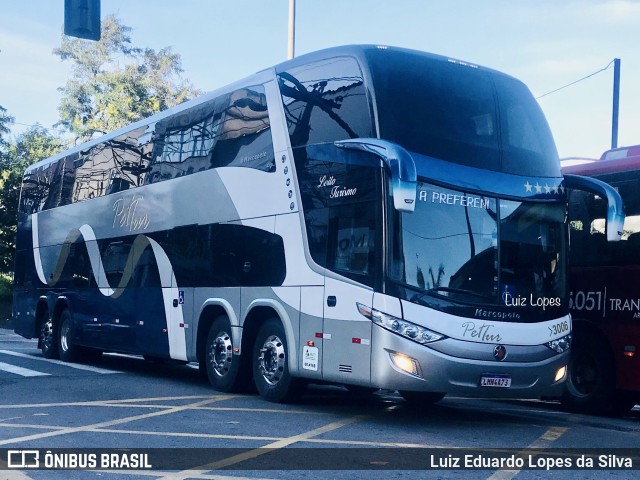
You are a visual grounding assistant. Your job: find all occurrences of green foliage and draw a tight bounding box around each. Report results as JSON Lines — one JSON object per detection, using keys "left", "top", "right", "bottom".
{"left": 0, "top": 16, "right": 199, "bottom": 280}
{"left": 0, "top": 273, "right": 11, "bottom": 325}
{"left": 0, "top": 105, "right": 14, "bottom": 168}
{"left": 55, "top": 15, "right": 200, "bottom": 142}
{"left": 0, "top": 273, "right": 11, "bottom": 301}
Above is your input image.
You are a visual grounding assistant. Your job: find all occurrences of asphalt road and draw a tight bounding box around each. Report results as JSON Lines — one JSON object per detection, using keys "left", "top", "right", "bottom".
{"left": 0, "top": 328, "right": 639, "bottom": 480}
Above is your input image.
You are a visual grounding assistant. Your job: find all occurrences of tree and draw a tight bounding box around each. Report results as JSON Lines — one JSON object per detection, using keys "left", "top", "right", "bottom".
{"left": 54, "top": 15, "right": 200, "bottom": 143}
{"left": 0, "top": 106, "right": 13, "bottom": 169}
{"left": 0, "top": 124, "right": 64, "bottom": 275}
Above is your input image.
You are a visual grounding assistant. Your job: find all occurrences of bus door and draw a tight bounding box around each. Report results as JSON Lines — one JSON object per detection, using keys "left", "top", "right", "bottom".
{"left": 300, "top": 142, "right": 386, "bottom": 385}
{"left": 321, "top": 206, "right": 377, "bottom": 385}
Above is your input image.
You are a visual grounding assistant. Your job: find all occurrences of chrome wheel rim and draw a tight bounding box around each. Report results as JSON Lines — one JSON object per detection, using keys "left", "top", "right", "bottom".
{"left": 208, "top": 331, "right": 233, "bottom": 378}
{"left": 40, "top": 318, "right": 54, "bottom": 352}
{"left": 60, "top": 318, "right": 71, "bottom": 353}
{"left": 258, "top": 335, "right": 285, "bottom": 386}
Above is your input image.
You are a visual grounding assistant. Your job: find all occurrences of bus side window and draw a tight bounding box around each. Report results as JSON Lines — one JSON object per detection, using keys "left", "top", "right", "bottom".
{"left": 101, "top": 241, "right": 131, "bottom": 287}
{"left": 206, "top": 224, "right": 285, "bottom": 287}
{"left": 278, "top": 56, "right": 373, "bottom": 148}
{"left": 327, "top": 203, "right": 377, "bottom": 287}
{"left": 63, "top": 239, "right": 92, "bottom": 289}
{"left": 132, "top": 244, "right": 161, "bottom": 289}
{"left": 147, "top": 86, "right": 275, "bottom": 184}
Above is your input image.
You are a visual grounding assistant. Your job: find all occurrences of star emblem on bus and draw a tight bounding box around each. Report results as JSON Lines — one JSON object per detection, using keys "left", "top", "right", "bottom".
{"left": 523, "top": 181, "right": 564, "bottom": 195}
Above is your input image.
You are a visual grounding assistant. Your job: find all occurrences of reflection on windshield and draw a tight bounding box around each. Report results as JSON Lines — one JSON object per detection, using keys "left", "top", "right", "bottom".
{"left": 367, "top": 48, "right": 559, "bottom": 177}
{"left": 391, "top": 182, "right": 566, "bottom": 309}
{"left": 499, "top": 200, "right": 565, "bottom": 302}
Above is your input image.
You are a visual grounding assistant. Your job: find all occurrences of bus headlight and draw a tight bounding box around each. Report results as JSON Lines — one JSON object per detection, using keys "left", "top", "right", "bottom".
{"left": 546, "top": 334, "right": 572, "bottom": 354}
{"left": 357, "top": 303, "right": 445, "bottom": 344}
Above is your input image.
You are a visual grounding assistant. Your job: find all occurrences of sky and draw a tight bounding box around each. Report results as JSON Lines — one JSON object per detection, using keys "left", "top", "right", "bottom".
{"left": 1, "top": 0, "right": 639, "bottom": 160}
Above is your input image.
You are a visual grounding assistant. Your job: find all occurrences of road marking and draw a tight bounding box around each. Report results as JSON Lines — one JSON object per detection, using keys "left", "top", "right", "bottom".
{"left": 0, "top": 395, "right": 235, "bottom": 446}
{"left": 99, "top": 472, "right": 279, "bottom": 480}
{"left": 0, "top": 420, "right": 435, "bottom": 449}
{"left": 486, "top": 426, "right": 569, "bottom": 480}
{"left": 0, "top": 362, "right": 49, "bottom": 377}
{"left": 0, "top": 350, "right": 121, "bottom": 374}
{"left": 0, "top": 395, "right": 219, "bottom": 410}
{"left": 156, "top": 414, "right": 367, "bottom": 479}
{"left": 91, "top": 427, "right": 433, "bottom": 447}
{"left": 0, "top": 466, "right": 33, "bottom": 480}
{"left": 0, "top": 397, "right": 328, "bottom": 416}
{"left": 0, "top": 332, "right": 29, "bottom": 338}
{"left": 0, "top": 423, "right": 64, "bottom": 431}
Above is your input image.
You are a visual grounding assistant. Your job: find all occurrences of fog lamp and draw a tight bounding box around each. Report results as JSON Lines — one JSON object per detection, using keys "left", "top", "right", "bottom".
{"left": 389, "top": 352, "right": 421, "bottom": 378}
{"left": 554, "top": 365, "right": 567, "bottom": 383}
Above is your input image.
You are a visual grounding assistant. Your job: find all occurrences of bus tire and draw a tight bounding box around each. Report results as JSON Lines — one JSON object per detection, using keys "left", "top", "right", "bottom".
{"left": 57, "top": 309, "right": 79, "bottom": 363}
{"left": 204, "top": 316, "right": 245, "bottom": 392}
{"left": 252, "top": 318, "right": 305, "bottom": 403}
{"left": 39, "top": 314, "right": 58, "bottom": 359}
{"left": 399, "top": 390, "right": 446, "bottom": 406}
{"left": 562, "top": 331, "right": 616, "bottom": 415}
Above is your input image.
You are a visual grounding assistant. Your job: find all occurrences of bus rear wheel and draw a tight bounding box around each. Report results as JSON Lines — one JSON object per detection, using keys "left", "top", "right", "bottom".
{"left": 252, "top": 319, "right": 305, "bottom": 403}
{"left": 57, "top": 309, "right": 79, "bottom": 363}
{"left": 39, "top": 315, "right": 58, "bottom": 359}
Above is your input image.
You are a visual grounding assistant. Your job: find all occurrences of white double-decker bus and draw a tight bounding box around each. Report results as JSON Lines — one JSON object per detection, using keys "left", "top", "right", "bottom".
{"left": 12, "top": 46, "right": 624, "bottom": 403}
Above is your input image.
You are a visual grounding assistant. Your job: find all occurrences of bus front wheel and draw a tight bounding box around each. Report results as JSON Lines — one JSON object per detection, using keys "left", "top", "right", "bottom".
{"left": 252, "top": 319, "right": 305, "bottom": 403}
{"left": 204, "top": 316, "right": 247, "bottom": 392}
{"left": 561, "top": 331, "right": 627, "bottom": 415}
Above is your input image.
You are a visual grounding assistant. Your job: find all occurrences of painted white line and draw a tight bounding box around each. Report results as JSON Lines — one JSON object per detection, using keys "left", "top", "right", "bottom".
{"left": 0, "top": 396, "right": 235, "bottom": 446}
{"left": 0, "top": 350, "right": 121, "bottom": 374}
{"left": 156, "top": 414, "right": 368, "bottom": 478}
{"left": 0, "top": 395, "right": 219, "bottom": 410}
{"left": 0, "top": 362, "right": 49, "bottom": 377}
{"left": 0, "top": 466, "right": 33, "bottom": 480}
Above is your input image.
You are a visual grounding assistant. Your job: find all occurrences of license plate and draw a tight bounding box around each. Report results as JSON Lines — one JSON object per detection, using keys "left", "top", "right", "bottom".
{"left": 480, "top": 374, "right": 512, "bottom": 388}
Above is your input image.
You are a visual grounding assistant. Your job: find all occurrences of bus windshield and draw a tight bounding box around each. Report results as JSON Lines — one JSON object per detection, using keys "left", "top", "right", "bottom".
{"left": 390, "top": 181, "right": 567, "bottom": 319}
{"left": 366, "top": 49, "right": 559, "bottom": 177}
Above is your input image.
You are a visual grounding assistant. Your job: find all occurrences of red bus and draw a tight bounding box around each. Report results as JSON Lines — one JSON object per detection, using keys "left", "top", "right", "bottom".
{"left": 563, "top": 145, "right": 640, "bottom": 414}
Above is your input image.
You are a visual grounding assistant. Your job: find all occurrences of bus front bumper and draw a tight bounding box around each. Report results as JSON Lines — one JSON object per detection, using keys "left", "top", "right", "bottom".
{"left": 370, "top": 325, "right": 568, "bottom": 399}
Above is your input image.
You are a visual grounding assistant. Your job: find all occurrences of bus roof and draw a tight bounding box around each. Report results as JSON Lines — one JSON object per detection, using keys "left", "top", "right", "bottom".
{"left": 562, "top": 145, "right": 640, "bottom": 176}
{"left": 25, "top": 44, "right": 517, "bottom": 174}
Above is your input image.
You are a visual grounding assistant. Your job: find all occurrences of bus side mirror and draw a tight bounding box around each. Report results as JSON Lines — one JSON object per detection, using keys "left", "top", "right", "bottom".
{"left": 335, "top": 138, "right": 417, "bottom": 212}
{"left": 564, "top": 174, "right": 625, "bottom": 242}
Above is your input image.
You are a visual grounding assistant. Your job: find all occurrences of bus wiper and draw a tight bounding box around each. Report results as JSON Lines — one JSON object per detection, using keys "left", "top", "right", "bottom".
{"left": 411, "top": 287, "right": 494, "bottom": 303}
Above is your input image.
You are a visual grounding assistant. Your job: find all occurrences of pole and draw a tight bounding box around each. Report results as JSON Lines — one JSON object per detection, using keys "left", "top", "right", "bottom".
{"left": 611, "top": 58, "right": 621, "bottom": 149}
{"left": 288, "top": 0, "right": 296, "bottom": 60}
